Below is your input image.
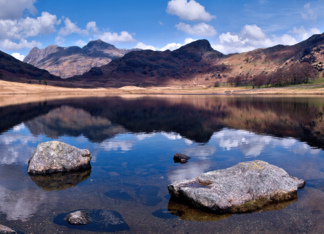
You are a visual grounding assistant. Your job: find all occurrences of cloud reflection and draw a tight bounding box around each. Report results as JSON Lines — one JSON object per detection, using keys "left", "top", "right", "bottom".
{"left": 212, "top": 129, "right": 320, "bottom": 157}
{"left": 168, "top": 161, "right": 212, "bottom": 183}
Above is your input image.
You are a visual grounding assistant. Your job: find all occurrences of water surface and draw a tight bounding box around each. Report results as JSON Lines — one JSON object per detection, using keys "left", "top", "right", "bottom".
{"left": 0, "top": 95, "right": 323, "bottom": 233}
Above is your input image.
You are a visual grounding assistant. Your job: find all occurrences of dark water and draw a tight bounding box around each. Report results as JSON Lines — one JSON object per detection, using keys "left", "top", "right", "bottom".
{"left": 0, "top": 95, "right": 324, "bottom": 233}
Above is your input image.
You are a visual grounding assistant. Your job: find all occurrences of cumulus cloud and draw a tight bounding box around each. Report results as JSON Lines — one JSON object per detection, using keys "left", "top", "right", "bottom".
{"left": 301, "top": 3, "right": 317, "bottom": 21}
{"left": 95, "top": 31, "right": 135, "bottom": 43}
{"left": 167, "top": 0, "right": 215, "bottom": 21}
{"left": 11, "top": 52, "right": 25, "bottom": 61}
{"left": 59, "top": 18, "right": 88, "bottom": 36}
{"left": 0, "top": 12, "right": 60, "bottom": 40}
{"left": 0, "top": 0, "right": 36, "bottom": 20}
{"left": 0, "top": 39, "right": 41, "bottom": 50}
{"left": 176, "top": 22, "right": 217, "bottom": 37}
{"left": 134, "top": 42, "right": 157, "bottom": 51}
{"left": 160, "top": 38, "right": 194, "bottom": 51}
{"left": 75, "top": 39, "right": 87, "bottom": 47}
{"left": 290, "top": 26, "right": 320, "bottom": 40}
{"left": 212, "top": 24, "right": 298, "bottom": 54}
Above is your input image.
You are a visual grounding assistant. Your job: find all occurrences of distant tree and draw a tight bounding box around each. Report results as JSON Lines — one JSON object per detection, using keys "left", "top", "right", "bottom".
{"left": 214, "top": 81, "right": 220, "bottom": 87}
{"left": 43, "top": 79, "right": 47, "bottom": 85}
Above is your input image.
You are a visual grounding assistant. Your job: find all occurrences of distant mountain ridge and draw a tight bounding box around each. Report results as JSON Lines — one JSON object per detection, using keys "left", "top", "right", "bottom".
{"left": 23, "top": 40, "right": 138, "bottom": 78}
{"left": 70, "top": 33, "right": 323, "bottom": 88}
{"left": 1, "top": 32, "right": 323, "bottom": 88}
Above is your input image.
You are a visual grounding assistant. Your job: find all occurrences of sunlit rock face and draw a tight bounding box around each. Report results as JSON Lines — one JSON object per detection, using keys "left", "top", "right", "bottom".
{"left": 27, "top": 141, "right": 91, "bottom": 174}
{"left": 168, "top": 160, "right": 305, "bottom": 213}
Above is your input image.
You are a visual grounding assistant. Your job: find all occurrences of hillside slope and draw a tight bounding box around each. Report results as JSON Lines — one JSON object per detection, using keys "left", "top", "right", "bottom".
{"left": 0, "top": 50, "right": 60, "bottom": 84}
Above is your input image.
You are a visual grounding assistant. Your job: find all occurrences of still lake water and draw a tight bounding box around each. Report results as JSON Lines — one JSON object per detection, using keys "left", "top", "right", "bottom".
{"left": 0, "top": 95, "right": 324, "bottom": 233}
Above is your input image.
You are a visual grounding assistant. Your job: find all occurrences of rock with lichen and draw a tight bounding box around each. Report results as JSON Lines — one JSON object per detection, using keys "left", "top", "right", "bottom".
{"left": 27, "top": 141, "right": 91, "bottom": 174}
{"left": 168, "top": 160, "right": 305, "bottom": 213}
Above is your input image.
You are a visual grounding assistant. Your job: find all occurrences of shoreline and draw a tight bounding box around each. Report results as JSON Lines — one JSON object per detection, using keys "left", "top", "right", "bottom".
{"left": 1, "top": 80, "right": 324, "bottom": 107}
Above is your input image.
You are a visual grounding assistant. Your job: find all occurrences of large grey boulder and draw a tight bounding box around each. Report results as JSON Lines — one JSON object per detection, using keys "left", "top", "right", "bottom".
{"left": 27, "top": 141, "right": 91, "bottom": 174}
{"left": 168, "top": 160, "right": 305, "bottom": 213}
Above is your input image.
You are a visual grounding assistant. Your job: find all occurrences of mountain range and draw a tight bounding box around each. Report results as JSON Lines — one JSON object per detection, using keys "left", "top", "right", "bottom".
{"left": 23, "top": 40, "right": 137, "bottom": 78}
{"left": 1, "top": 33, "right": 324, "bottom": 88}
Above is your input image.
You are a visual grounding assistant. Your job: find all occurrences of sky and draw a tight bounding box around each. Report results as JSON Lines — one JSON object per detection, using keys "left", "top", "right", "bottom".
{"left": 1, "top": 0, "right": 323, "bottom": 61}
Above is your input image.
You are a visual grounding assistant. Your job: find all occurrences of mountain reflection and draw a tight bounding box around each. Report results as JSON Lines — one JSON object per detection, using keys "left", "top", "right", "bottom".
{"left": 1, "top": 96, "right": 324, "bottom": 148}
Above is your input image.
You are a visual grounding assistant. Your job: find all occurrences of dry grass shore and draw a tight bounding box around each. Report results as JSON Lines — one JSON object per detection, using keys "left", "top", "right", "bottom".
{"left": 1, "top": 80, "right": 324, "bottom": 107}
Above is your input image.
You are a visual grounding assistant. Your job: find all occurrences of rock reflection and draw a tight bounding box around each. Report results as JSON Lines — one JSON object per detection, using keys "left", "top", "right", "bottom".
{"left": 29, "top": 169, "right": 91, "bottom": 191}
{"left": 168, "top": 197, "right": 298, "bottom": 221}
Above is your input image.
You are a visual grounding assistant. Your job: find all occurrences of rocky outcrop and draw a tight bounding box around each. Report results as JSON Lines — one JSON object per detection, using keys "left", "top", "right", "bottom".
{"left": 23, "top": 40, "right": 137, "bottom": 78}
{"left": 27, "top": 141, "right": 91, "bottom": 174}
{"left": 0, "top": 224, "right": 16, "bottom": 233}
{"left": 168, "top": 160, "right": 305, "bottom": 213}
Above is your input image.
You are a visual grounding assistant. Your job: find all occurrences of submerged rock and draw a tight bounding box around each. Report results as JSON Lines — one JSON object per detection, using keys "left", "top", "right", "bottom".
{"left": 173, "top": 153, "right": 191, "bottom": 164}
{"left": 104, "top": 190, "right": 134, "bottom": 201}
{"left": 0, "top": 224, "right": 16, "bottom": 233}
{"left": 54, "top": 209, "right": 129, "bottom": 232}
{"left": 29, "top": 169, "right": 91, "bottom": 191}
{"left": 168, "top": 160, "right": 305, "bottom": 213}
{"left": 136, "top": 185, "right": 162, "bottom": 206}
{"left": 27, "top": 141, "right": 91, "bottom": 174}
{"left": 65, "top": 210, "right": 91, "bottom": 225}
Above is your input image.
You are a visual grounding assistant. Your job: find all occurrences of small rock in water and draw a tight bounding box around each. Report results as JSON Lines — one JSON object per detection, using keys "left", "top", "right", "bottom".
{"left": 136, "top": 185, "right": 162, "bottom": 206}
{"left": 54, "top": 209, "right": 129, "bottom": 232}
{"left": 0, "top": 224, "right": 16, "bottom": 233}
{"left": 65, "top": 210, "right": 91, "bottom": 225}
{"left": 168, "top": 160, "right": 305, "bottom": 213}
{"left": 27, "top": 141, "right": 91, "bottom": 174}
{"left": 173, "top": 153, "right": 191, "bottom": 164}
{"left": 104, "top": 190, "right": 134, "bottom": 201}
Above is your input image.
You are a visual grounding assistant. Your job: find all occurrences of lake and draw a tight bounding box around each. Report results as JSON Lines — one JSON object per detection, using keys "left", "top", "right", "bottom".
{"left": 0, "top": 95, "right": 323, "bottom": 233}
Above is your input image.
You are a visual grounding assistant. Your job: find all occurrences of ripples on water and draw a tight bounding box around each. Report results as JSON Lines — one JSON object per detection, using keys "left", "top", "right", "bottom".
{"left": 0, "top": 96, "right": 323, "bottom": 233}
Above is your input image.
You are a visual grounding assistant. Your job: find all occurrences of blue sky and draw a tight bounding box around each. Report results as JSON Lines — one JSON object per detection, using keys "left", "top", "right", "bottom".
{"left": 1, "top": 0, "right": 323, "bottom": 61}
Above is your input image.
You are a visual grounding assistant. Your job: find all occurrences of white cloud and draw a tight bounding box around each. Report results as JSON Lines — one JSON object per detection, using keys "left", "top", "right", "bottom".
{"left": 135, "top": 42, "right": 156, "bottom": 51}
{"left": 0, "top": 12, "right": 60, "bottom": 40}
{"left": 95, "top": 31, "right": 135, "bottom": 43}
{"left": 55, "top": 36, "right": 65, "bottom": 46}
{"left": 0, "top": 0, "right": 36, "bottom": 20}
{"left": 160, "top": 38, "right": 195, "bottom": 51}
{"left": 11, "top": 52, "right": 25, "bottom": 61}
{"left": 290, "top": 26, "right": 320, "bottom": 40}
{"left": 86, "top": 21, "right": 98, "bottom": 34}
{"left": 59, "top": 18, "right": 88, "bottom": 36}
{"left": 167, "top": 0, "right": 215, "bottom": 21}
{"left": 75, "top": 39, "right": 87, "bottom": 47}
{"left": 301, "top": 3, "right": 317, "bottom": 21}
{"left": 176, "top": 22, "right": 217, "bottom": 37}
{"left": 0, "top": 39, "right": 41, "bottom": 50}
{"left": 212, "top": 24, "right": 298, "bottom": 54}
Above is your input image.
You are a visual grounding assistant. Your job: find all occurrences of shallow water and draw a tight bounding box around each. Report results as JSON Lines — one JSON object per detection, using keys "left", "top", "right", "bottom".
{"left": 0, "top": 95, "right": 323, "bottom": 233}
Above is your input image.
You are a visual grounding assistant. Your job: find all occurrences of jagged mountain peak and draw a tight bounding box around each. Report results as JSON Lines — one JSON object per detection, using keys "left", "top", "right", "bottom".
{"left": 177, "top": 39, "right": 215, "bottom": 53}
{"left": 83, "top": 39, "right": 117, "bottom": 51}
